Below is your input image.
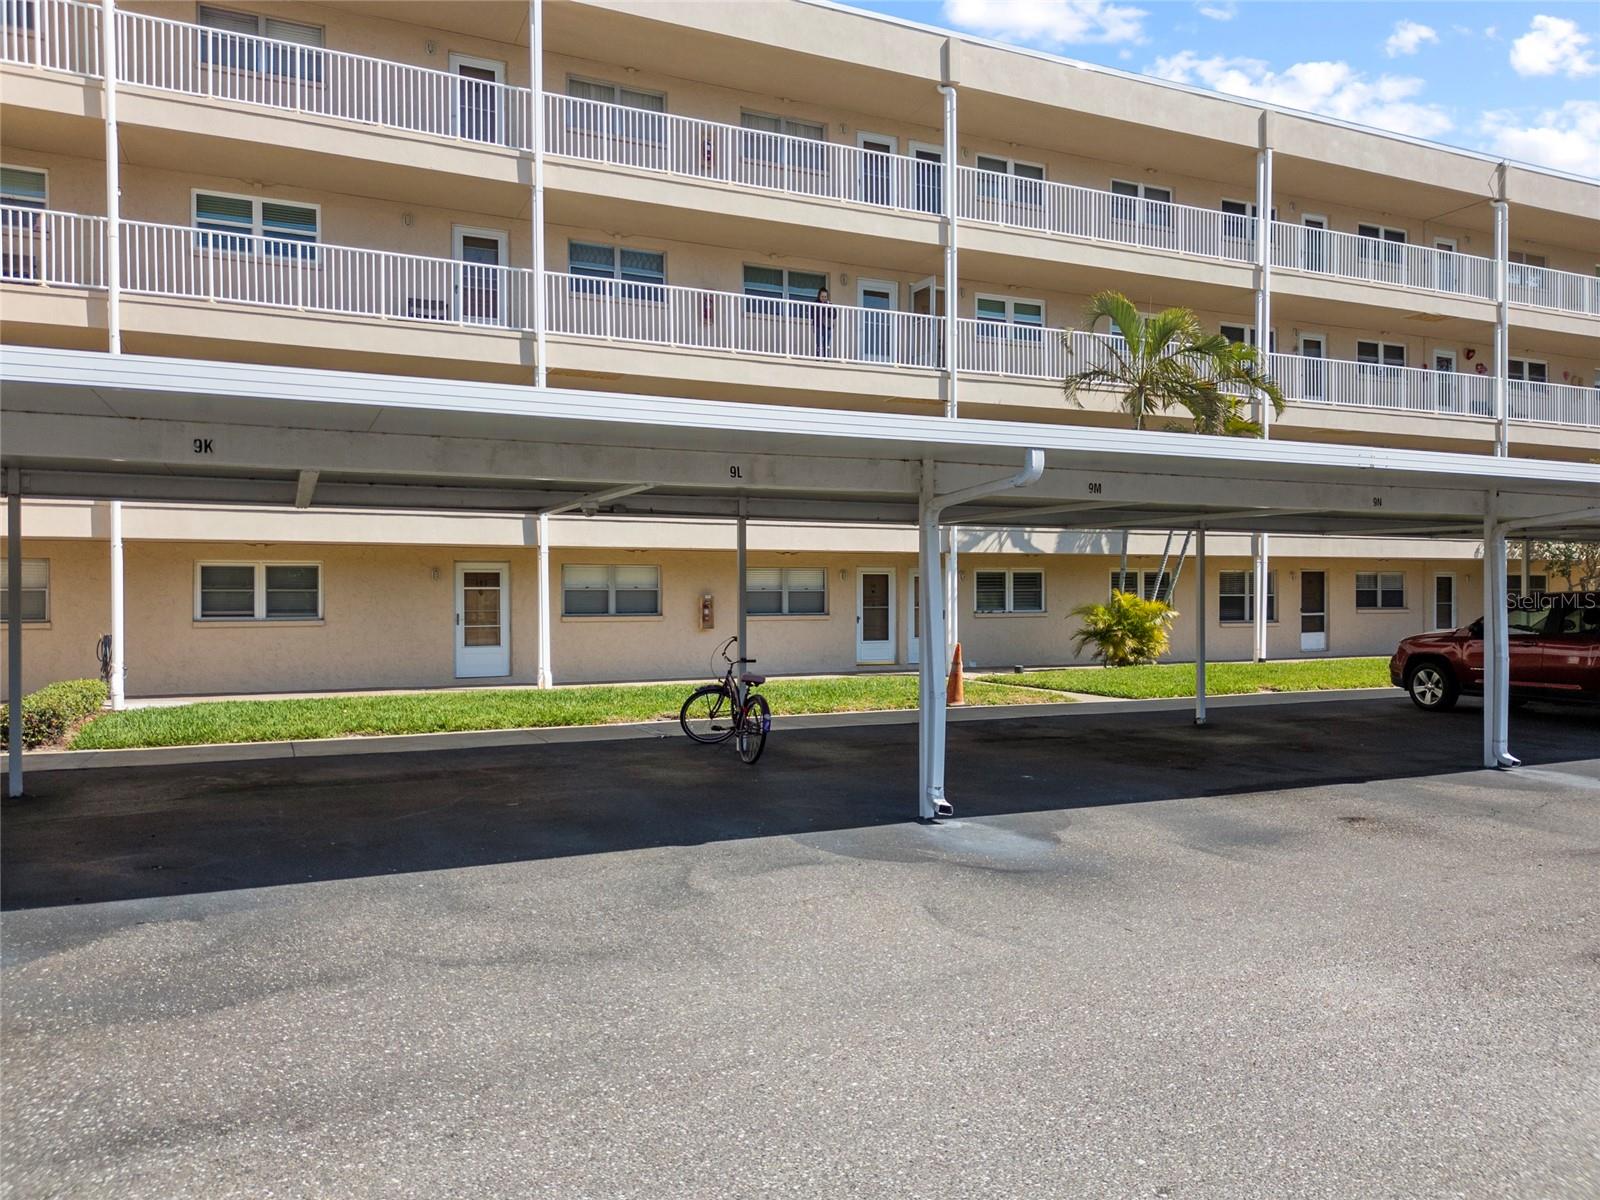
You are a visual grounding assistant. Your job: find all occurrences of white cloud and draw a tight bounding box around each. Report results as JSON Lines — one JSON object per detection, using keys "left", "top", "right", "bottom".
{"left": 1482, "top": 100, "right": 1600, "bottom": 176}
{"left": 1385, "top": 20, "right": 1438, "bottom": 57}
{"left": 1151, "top": 52, "right": 1454, "bottom": 139}
{"left": 1508, "top": 15, "right": 1598, "bottom": 78}
{"left": 1196, "top": 1, "right": 1236, "bottom": 21}
{"left": 941, "top": 0, "right": 1146, "bottom": 47}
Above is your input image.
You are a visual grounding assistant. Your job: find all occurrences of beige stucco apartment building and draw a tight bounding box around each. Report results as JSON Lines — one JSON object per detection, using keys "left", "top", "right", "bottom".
{"left": 2, "top": 0, "right": 1597, "bottom": 698}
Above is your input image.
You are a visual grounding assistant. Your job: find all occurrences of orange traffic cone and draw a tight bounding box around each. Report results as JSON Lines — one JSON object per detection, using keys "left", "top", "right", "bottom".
{"left": 946, "top": 642, "right": 965, "bottom": 706}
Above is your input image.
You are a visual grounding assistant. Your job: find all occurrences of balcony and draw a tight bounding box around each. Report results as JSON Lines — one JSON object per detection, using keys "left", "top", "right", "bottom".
{"left": 954, "top": 167, "right": 1254, "bottom": 265}
{"left": 4, "top": 204, "right": 1597, "bottom": 432}
{"left": 6, "top": 1, "right": 1598, "bottom": 321}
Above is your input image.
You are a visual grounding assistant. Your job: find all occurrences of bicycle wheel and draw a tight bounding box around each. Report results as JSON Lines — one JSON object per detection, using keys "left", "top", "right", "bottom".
{"left": 680, "top": 684, "right": 737, "bottom": 744}
{"left": 737, "top": 693, "right": 770, "bottom": 765}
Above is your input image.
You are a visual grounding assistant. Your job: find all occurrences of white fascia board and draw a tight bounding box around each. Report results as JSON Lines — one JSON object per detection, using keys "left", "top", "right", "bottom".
{"left": 4, "top": 347, "right": 1599, "bottom": 496}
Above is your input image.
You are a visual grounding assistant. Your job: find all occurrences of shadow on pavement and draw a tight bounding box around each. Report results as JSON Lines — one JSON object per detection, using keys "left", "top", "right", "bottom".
{"left": 3, "top": 697, "right": 1595, "bottom": 910}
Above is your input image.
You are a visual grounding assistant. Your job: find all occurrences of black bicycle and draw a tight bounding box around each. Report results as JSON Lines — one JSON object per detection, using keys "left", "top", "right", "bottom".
{"left": 679, "top": 636, "right": 770, "bottom": 764}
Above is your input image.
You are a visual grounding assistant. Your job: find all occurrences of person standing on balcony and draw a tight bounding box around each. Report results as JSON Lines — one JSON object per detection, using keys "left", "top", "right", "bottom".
{"left": 814, "top": 287, "right": 837, "bottom": 357}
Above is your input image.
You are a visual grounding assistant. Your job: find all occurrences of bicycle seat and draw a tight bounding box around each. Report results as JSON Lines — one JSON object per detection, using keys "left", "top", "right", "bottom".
{"left": 740, "top": 672, "right": 766, "bottom": 687}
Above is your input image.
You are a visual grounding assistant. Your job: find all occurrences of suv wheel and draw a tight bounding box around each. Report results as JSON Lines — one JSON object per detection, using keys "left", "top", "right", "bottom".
{"left": 1406, "top": 661, "right": 1460, "bottom": 712}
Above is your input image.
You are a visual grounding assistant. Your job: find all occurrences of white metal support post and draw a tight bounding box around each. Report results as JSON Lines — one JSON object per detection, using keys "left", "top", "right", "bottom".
{"left": 103, "top": 0, "right": 120, "bottom": 357}
{"left": 1251, "top": 137, "right": 1274, "bottom": 664}
{"left": 536, "top": 511, "right": 552, "bottom": 687}
{"left": 1492, "top": 195, "right": 1509, "bottom": 458}
{"left": 103, "top": 0, "right": 127, "bottom": 710}
{"left": 736, "top": 497, "right": 748, "bottom": 677}
{"left": 108, "top": 498, "right": 125, "bottom": 708}
{"left": 1481, "top": 500, "right": 1517, "bottom": 769}
{"left": 7, "top": 469, "right": 23, "bottom": 798}
{"left": 1520, "top": 537, "right": 1530, "bottom": 598}
{"left": 533, "top": 484, "right": 650, "bottom": 689}
{"left": 1194, "top": 527, "right": 1207, "bottom": 726}
{"left": 529, "top": 0, "right": 547, "bottom": 388}
{"left": 917, "top": 450, "right": 1044, "bottom": 820}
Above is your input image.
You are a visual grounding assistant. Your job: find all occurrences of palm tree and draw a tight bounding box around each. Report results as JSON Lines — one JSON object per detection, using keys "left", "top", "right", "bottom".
{"left": 1063, "top": 291, "right": 1285, "bottom": 436}
{"left": 1064, "top": 291, "right": 1287, "bottom": 597}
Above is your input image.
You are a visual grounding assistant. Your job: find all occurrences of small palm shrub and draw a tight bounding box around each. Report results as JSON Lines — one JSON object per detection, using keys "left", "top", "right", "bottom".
{"left": 1070, "top": 591, "right": 1176, "bottom": 667}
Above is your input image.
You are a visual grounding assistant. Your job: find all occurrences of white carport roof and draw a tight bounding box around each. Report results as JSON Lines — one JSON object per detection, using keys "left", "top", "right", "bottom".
{"left": 3, "top": 348, "right": 1599, "bottom": 539}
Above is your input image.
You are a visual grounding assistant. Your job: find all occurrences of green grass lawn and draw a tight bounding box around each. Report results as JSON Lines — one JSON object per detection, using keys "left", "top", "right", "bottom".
{"left": 67, "top": 675, "right": 1049, "bottom": 751}
{"left": 978, "top": 656, "right": 1391, "bottom": 700}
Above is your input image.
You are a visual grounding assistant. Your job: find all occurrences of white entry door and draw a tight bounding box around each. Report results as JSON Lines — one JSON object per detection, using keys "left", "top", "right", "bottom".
{"left": 1300, "top": 570, "right": 1328, "bottom": 653}
{"left": 455, "top": 562, "right": 511, "bottom": 677}
{"left": 453, "top": 226, "right": 507, "bottom": 326}
{"left": 857, "top": 131, "right": 898, "bottom": 207}
{"left": 449, "top": 53, "right": 506, "bottom": 144}
{"left": 856, "top": 568, "right": 896, "bottom": 663}
{"left": 857, "top": 278, "right": 898, "bottom": 363}
{"left": 906, "top": 570, "right": 921, "bottom": 665}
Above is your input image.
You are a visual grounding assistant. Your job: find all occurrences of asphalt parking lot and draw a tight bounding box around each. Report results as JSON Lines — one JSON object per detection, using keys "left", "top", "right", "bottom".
{"left": 3, "top": 695, "right": 1598, "bottom": 1199}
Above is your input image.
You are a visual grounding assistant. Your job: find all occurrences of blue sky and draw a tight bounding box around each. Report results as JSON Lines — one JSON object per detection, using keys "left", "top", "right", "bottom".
{"left": 838, "top": 1, "right": 1600, "bottom": 176}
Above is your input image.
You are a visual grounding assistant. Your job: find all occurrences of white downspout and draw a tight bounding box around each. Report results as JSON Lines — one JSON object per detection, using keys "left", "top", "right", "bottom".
{"left": 917, "top": 450, "right": 1045, "bottom": 820}
{"left": 536, "top": 512, "right": 552, "bottom": 687}
{"left": 1193, "top": 527, "right": 1207, "bottom": 727}
{"left": 108, "top": 498, "right": 125, "bottom": 709}
{"left": 6, "top": 469, "right": 23, "bottom": 799}
{"left": 1251, "top": 139, "right": 1273, "bottom": 663}
{"left": 530, "top": 0, "right": 547, "bottom": 389}
{"left": 938, "top": 82, "right": 960, "bottom": 665}
{"left": 1492, "top": 195, "right": 1509, "bottom": 458}
{"left": 103, "top": 0, "right": 126, "bottom": 711}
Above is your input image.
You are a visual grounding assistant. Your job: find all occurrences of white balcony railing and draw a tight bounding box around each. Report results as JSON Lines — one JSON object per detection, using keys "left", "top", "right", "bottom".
{"left": 543, "top": 94, "right": 945, "bottom": 215}
{"left": 1508, "top": 378, "right": 1600, "bottom": 426}
{"left": 113, "top": 6, "right": 537, "bottom": 147}
{"left": 1, "top": 0, "right": 100, "bottom": 76}
{"left": 1271, "top": 222, "right": 1497, "bottom": 301}
{"left": 118, "top": 218, "right": 535, "bottom": 328}
{"left": 1508, "top": 262, "right": 1600, "bottom": 316}
{"left": 0, "top": 204, "right": 107, "bottom": 287}
{"left": 1267, "top": 352, "right": 1493, "bottom": 418}
{"left": 8, "top": 4, "right": 1599, "bottom": 315}
{"left": 957, "top": 319, "right": 1124, "bottom": 380}
{"left": 546, "top": 274, "right": 945, "bottom": 368}
{"left": 5, "top": 206, "right": 1596, "bottom": 429}
{"left": 956, "top": 167, "right": 1255, "bottom": 264}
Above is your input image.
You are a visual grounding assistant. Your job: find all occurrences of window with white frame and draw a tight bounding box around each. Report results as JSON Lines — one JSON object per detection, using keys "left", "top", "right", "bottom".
{"left": 561, "top": 564, "right": 660, "bottom": 617}
{"left": 193, "top": 191, "right": 318, "bottom": 257}
{"left": 1508, "top": 250, "right": 1547, "bottom": 289}
{"left": 743, "top": 265, "right": 826, "bottom": 314}
{"left": 1111, "top": 179, "right": 1173, "bottom": 229}
{"left": 739, "top": 111, "right": 827, "bottom": 174}
{"left": 975, "top": 295, "right": 1045, "bottom": 344}
{"left": 195, "top": 562, "right": 321, "bottom": 620}
{"left": 0, "top": 558, "right": 49, "bottom": 623}
{"left": 975, "top": 155, "right": 1045, "bottom": 203}
{"left": 975, "top": 569, "right": 1044, "bottom": 614}
{"left": 1507, "top": 358, "right": 1548, "bottom": 383}
{"left": 740, "top": 111, "right": 825, "bottom": 141}
{"left": 1357, "top": 340, "right": 1407, "bottom": 368}
{"left": 567, "top": 241, "right": 666, "bottom": 299}
{"left": 745, "top": 567, "right": 826, "bottom": 616}
{"left": 1218, "top": 570, "right": 1277, "bottom": 623}
{"left": 199, "top": 6, "right": 324, "bottom": 78}
{"left": 1220, "top": 324, "right": 1277, "bottom": 352}
{"left": 567, "top": 76, "right": 666, "bottom": 113}
{"left": 1355, "top": 571, "right": 1405, "bottom": 610}
{"left": 1, "top": 166, "right": 47, "bottom": 209}
{"left": 1505, "top": 573, "right": 1548, "bottom": 604}
{"left": 1110, "top": 569, "right": 1175, "bottom": 603}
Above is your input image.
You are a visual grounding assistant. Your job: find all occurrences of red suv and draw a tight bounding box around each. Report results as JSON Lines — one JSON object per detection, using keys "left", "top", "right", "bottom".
{"left": 1391, "top": 592, "right": 1600, "bottom": 711}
